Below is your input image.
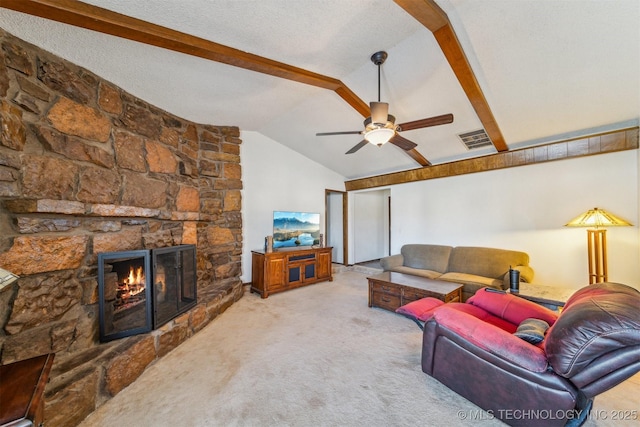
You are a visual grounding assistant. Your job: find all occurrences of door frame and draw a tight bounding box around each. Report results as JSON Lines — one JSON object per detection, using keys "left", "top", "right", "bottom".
{"left": 388, "top": 194, "right": 391, "bottom": 256}
{"left": 325, "top": 189, "right": 348, "bottom": 265}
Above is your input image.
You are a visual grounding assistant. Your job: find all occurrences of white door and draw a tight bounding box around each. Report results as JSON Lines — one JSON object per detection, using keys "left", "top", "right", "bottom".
{"left": 353, "top": 189, "right": 389, "bottom": 263}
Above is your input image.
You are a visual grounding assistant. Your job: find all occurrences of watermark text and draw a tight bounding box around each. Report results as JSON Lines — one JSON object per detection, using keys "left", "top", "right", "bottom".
{"left": 456, "top": 409, "right": 638, "bottom": 422}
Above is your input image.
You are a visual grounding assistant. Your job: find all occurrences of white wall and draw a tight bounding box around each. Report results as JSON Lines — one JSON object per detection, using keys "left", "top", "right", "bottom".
{"left": 389, "top": 150, "right": 639, "bottom": 290}
{"left": 240, "top": 131, "right": 638, "bottom": 289}
{"left": 240, "top": 131, "right": 346, "bottom": 283}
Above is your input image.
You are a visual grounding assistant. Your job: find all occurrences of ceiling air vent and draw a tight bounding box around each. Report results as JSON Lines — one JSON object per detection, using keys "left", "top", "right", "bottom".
{"left": 458, "top": 129, "right": 493, "bottom": 150}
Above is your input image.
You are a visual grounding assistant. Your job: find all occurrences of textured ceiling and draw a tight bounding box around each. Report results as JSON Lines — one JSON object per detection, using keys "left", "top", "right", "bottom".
{"left": 0, "top": 0, "right": 638, "bottom": 180}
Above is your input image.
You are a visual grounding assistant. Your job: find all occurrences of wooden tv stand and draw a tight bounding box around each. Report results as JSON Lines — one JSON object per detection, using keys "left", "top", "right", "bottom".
{"left": 251, "top": 247, "right": 333, "bottom": 298}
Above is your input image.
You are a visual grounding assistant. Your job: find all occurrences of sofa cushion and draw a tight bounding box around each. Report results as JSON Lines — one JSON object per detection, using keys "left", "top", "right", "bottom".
{"left": 388, "top": 265, "right": 442, "bottom": 280}
{"left": 401, "top": 244, "right": 452, "bottom": 272}
{"left": 447, "top": 246, "right": 529, "bottom": 280}
{"left": 468, "top": 287, "right": 558, "bottom": 326}
{"left": 439, "top": 272, "right": 500, "bottom": 288}
{"left": 443, "top": 302, "right": 519, "bottom": 333}
{"left": 432, "top": 305, "right": 549, "bottom": 372}
{"left": 437, "top": 273, "right": 506, "bottom": 302}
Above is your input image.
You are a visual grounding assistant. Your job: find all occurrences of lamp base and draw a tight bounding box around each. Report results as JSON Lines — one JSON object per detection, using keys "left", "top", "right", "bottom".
{"left": 587, "top": 229, "right": 607, "bottom": 284}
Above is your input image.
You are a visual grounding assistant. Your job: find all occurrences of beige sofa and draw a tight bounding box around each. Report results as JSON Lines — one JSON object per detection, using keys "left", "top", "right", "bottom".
{"left": 380, "top": 244, "right": 534, "bottom": 301}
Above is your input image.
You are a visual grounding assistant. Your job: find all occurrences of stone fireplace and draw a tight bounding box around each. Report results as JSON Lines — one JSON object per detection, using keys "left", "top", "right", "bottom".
{"left": 0, "top": 29, "right": 243, "bottom": 426}
{"left": 98, "top": 245, "right": 197, "bottom": 342}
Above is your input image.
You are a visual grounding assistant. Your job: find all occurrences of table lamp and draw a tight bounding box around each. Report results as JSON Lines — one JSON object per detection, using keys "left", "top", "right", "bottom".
{"left": 565, "top": 207, "right": 632, "bottom": 284}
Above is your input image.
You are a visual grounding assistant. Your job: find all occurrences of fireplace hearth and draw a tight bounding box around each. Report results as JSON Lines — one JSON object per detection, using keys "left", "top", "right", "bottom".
{"left": 98, "top": 245, "right": 197, "bottom": 342}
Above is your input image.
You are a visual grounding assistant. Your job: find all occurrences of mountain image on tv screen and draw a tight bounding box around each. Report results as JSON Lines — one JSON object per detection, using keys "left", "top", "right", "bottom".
{"left": 273, "top": 211, "right": 320, "bottom": 248}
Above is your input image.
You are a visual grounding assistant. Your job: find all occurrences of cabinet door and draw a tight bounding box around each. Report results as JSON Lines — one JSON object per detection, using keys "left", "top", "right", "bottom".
{"left": 287, "top": 264, "right": 303, "bottom": 286}
{"left": 288, "top": 261, "right": 316, "bottom": 286}
{"left": 303, "top": 262, "right": 316, "bottom": 282}
{"left": 317, "top": 250, "right": 332, "bottom": 280}
{"left": 266, "top": 257, "right": 286, "bottom": 292}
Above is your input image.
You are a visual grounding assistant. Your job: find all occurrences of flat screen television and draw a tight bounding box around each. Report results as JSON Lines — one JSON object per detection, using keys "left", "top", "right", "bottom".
{"left": 273, "top": 211, "right": 321, "bottom": 249}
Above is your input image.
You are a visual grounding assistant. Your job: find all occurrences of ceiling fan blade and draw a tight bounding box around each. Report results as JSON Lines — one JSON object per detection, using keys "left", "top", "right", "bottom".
{"left": 346, "top": 140, "right": 369, "bottom": 154}
{"left": 370, "top": 102, "right": 389, "bottom": 125}
{"left": 316, "top": 130, "right": 362, "bottom": 136}
{"left": 389, "top": 133, "right": 418, "bottom": 151}
{"left": 397, "top": 113, "right": 454, "bottom": 132}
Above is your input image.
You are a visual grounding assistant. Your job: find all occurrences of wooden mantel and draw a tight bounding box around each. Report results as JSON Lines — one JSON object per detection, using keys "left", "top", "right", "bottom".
{"left": 345, "top": 127, "right": 639, "bottom": 191}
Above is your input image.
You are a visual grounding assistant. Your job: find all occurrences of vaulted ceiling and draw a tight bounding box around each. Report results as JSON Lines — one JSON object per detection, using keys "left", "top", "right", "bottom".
{"left": 0, "top": 0, "right": 638, "bottom": 180}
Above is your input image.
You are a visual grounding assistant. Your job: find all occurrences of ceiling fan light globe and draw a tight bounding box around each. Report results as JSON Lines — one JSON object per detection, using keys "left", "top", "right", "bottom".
{"left": 364, "top": 128, "right": 395, "bottom": 146}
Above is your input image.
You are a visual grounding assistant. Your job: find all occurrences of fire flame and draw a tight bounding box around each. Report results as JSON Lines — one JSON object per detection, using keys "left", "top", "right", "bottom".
{"left": 126, "top": 266, "right": 144, "bottom": 286}
{"left": 122, "top": 266, "right": 145, "bottom": 299}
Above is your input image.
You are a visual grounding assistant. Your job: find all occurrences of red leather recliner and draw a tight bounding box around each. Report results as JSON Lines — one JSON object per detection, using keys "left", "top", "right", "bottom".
{"left": 421, "top": 282, "right": 640, "bottom": 427}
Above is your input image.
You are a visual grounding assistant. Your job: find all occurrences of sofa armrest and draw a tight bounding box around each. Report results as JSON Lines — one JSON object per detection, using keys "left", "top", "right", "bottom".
{"left": 502, "top": 265, "right": 535, "bottom": 288}
{"left": 380, "top": 254, "right": 403, "bottom": 271}
{"left": 432, "top": 305, "right": 549, "bottom": 372}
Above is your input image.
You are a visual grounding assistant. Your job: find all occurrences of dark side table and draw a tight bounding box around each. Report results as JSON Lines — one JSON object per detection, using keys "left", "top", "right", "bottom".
{"left": 509, "top": 282, "right": 576, "bottom": 311}
{"left": 0, "top": 353, "right": 55, "bottom": 427}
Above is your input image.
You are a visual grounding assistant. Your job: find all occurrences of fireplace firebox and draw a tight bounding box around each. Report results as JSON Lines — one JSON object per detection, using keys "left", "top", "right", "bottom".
{"left": 98, "top": 245, "right": 197, "bottom": 342}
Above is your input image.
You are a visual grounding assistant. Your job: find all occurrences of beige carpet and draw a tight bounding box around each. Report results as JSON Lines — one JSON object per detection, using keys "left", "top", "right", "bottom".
{"left": 79, "top": 270, "right": 639, "bottom": 427}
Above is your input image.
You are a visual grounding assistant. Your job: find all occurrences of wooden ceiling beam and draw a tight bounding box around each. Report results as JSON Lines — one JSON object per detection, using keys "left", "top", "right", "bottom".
{"left": 1, "top": 0, "right": 502, "bottom": 166}
{"left": 0, "top": 0, "right": 371, "bottom": 117}
{"left": 405, "top": 149, "right": 432, "bottom": 167}
{"left": 394, "top": 0, "right": 508, "bottom": 152}
{"left": 393, "top": 0, "right": 449, "bottom": 31}
{"left": 345, "top": 128, "right": 639, "bottom": 191}
{"left": 0, "top": 0, "right": 420, "bottom": 163}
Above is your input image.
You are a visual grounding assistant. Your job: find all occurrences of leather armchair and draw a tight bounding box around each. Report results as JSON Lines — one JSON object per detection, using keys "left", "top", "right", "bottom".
{"left": 421, "top": 283, "right": 640, "bottom": 427}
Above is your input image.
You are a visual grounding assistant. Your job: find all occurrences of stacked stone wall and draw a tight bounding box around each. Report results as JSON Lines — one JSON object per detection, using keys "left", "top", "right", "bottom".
{"left": 0, "top": 29, "right": 243, "bottom": 426}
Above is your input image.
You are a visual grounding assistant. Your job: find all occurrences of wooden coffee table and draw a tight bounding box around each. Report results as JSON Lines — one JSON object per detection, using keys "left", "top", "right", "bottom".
{"left": 367, "top": 271, "right": 462, "bottom": 313}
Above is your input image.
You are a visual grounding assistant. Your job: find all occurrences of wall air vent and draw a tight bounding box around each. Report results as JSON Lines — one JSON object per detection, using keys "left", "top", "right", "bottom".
{"left": 458, "top": 129, "right": 493, "bottom": 150}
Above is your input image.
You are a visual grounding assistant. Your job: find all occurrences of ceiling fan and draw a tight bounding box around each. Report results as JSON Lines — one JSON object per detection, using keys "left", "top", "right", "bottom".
{"left": 316, "top": 51, "right": 454, "bottom": 155}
